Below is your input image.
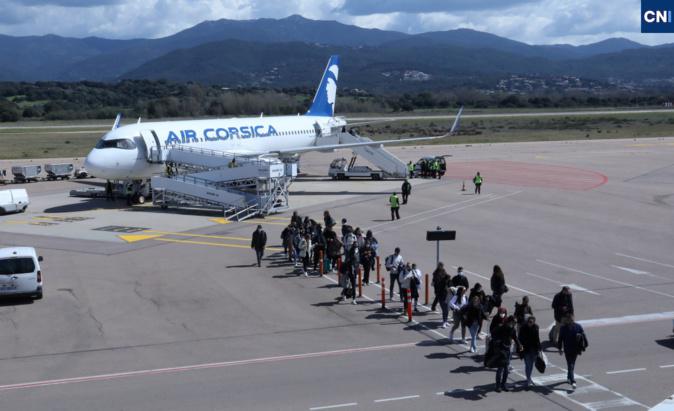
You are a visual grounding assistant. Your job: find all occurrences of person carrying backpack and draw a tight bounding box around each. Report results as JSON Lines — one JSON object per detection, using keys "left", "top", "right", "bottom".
{"left": 557, "top": 314, "right": 588, "bottom": 389}
{"left": 519, "top": 315, "right": 541, "bottom": 389}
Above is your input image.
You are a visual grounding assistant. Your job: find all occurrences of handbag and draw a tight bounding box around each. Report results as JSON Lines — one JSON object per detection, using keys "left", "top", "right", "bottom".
{"left": 535, "top": 351, "right": 547, "bottom": 373}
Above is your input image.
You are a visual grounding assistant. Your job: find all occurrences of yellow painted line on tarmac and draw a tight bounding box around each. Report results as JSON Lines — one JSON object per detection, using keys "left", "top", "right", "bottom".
{"left": 144, "top": 230, "right": 249, "bottom": 242}
{"left": 208, "top": 218, "right": 231, "bottom": 225}
{"left": 155, "top": 237, "right": 282, "bottom": 251}
{"left": 119, "top": 234, "right": 164, "bottom": 243}
{"left": 3, "top": 220, "right": 29, "bottom": 225}
{"left": 262, "top": 216, "right": 290, "bottom": 221}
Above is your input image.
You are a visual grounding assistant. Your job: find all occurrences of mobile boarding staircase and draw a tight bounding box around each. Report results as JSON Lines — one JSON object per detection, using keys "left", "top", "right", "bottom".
{"left": 149, "top": 146, "right": 295, "bottom": 221}
{"left": 334, "top": 132, "right": 408, "bottom": 178}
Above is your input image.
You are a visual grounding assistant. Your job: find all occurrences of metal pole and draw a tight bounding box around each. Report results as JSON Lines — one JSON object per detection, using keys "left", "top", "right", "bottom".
{"left": 436, "top": 226, "right": 441, "bottom": 266}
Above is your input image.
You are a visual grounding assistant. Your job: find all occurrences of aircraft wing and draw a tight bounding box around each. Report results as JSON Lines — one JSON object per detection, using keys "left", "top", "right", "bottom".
{"left": 270, "top": 107, "right": 463, "bottom": 156}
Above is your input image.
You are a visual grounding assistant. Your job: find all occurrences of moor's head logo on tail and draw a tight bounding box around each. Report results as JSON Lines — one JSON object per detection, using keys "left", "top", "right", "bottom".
{"left": 307, "top": 55, "right": 340, "bottom": 117}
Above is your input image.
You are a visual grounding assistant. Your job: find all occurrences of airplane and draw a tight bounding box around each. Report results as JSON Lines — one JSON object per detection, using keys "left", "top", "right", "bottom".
{"left": 84, "top": 55, "right": 462, "bottom": 180}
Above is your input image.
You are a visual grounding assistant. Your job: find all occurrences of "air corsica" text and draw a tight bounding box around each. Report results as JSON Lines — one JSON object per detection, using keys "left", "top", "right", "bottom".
{"left": 165, "top": 125, "right": 278, "bottom": 145}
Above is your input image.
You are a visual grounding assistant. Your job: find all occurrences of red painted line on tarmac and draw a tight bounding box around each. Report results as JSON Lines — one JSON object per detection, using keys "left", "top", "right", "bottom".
{"left": 0, "top": 342, "right": 416, "bottom": 392}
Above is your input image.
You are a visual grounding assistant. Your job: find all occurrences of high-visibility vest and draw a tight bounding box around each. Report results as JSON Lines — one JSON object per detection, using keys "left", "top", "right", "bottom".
{"left": 474, "top": 175, "right": 483, "bottom": 184}
{"left": 389, "top": 195, "right": 400, "bottom": 208}
{"left": 407, "top": 163, "right": 414, "bottom": 172}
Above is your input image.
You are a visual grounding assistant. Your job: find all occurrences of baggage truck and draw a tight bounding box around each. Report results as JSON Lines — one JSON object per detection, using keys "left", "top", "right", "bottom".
{"left": 11, "top": 165, "right": 41, "bottom": 183}
{"left": 45, "top": 163, "right": 74, "bottom": 180}
{"left": 0, "top": 169, "right": 8, "bottom": 184}
{"left": 0, "top": 188, "right": 29, "bottom": 214}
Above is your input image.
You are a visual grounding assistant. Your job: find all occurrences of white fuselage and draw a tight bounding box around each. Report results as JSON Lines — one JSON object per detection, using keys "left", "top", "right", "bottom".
{"left": 85, "top": 114, "right": 344, "bottom": 180}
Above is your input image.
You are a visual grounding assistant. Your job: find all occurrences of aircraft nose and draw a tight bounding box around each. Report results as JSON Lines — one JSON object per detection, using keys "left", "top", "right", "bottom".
{"left": 84, "top": 148, "right": 135, "bottom": 179}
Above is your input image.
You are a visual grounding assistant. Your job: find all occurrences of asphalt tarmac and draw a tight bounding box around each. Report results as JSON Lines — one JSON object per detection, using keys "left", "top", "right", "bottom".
{"left": 0, "top": 137, "right": 673, "bottom": 411}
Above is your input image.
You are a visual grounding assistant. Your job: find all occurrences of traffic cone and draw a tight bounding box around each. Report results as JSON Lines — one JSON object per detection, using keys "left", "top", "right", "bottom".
{"left": 461, "top": 180, "right": 466, "bottom": 191}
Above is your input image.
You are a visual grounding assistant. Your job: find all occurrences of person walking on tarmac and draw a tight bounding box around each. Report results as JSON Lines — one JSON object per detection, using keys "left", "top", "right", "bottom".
{"left": 398, "top": 262, "right": 414, "bottom": 314}
{"left": 389, "top": 192, "right": 401, "bottom": 220}
{"left": 431, "top": 262, "right": 451, "bottom": 327}
{"left": 490, "top": 265, "right": 508, "bottom": 309}
{"left": 407, "top": 161, "right": 414, "bottom": 178}
{"left": 251, "top": 225, "right": 267, "bottom": 267}
{"left": 519, "top": 315, "right": 542, "bottom": 388}
{"left": 473, "top": 172, "right": 483, "bottom": 194}
{"left": 491, "top": 315, "right": 522, "bottom": 392}
{"left": 558, "top": 314, "right": 588, "bottom": 389}
{"left": 401, "top": 179, "right": 412, "bottom": 204}
{"left": 385, "top": 247, "right": 404, "bottom": 301}
{"left": 452, "top": 266, "right": 470, "bottom": 290}
{"left": 551, "top": 286, "right": 574, "bottom": 343}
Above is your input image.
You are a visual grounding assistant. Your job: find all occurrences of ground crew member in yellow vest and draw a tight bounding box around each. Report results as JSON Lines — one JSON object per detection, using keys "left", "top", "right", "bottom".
{"left": 389, "top": 192, "right": 401, "bottom": 220}
{"left": 407, "top": 161, "right": 414, "bottom": 178}
{"left": 473, "top": 172, "right": 483, "bottom": 195}
{"left": 435, "top": 159, "right": 442, "bottom": 179}
{"left": 431, "top": 159, "right": 438, "bottom": 179}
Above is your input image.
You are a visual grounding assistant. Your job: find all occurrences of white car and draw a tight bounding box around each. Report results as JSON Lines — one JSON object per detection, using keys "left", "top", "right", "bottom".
{"left": 0, "top": 247, "right": 43, "bottom": 299}
{"left": 0, "top": 188, "right": 29, "bottom": 215}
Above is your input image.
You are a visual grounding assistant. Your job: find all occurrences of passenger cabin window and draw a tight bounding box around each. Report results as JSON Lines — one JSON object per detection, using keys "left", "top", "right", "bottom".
{"left": 95, "top": 139, "right": 137, "bottom": 150}
{"left": 0, "top": 258, "right": 35, "bottom": 275}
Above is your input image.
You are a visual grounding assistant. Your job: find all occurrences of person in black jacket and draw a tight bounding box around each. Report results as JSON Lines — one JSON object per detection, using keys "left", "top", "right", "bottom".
{"left": 551, "top": 286, "right": 574, "bottom": 344}
{"left": 514, "top": 296, "right": 533, "bottom": 332}
{"left": 490, "top": 265, "right": 507, "bottom": 308}
{"left": 312, "top": 224, "right": 326, "bottom": 273}
{"left": 431, "top": 263, "right": 451, "bottom": 327}
{"left": 469, "top": 283, "right": 488, "bottom": 338}
{"left": 251, "top": 225, "right": 267, "bottom": 267}
{"left": 452, "top": 266, "right": 469, "bottom": 289}
{"left": 464, "top": 296, "right": 489, "bottom": 353}
{"left": 558, "top": 314, "right": 587, "bottom": 389}
{"left": 401, "top": 179, "right": 412, "bottom": 204}
{"left": 491, "top": 316, "right": 522, "bottom": 392}
{"left": 518, "top": 315, "right": 541, "bottom": 388}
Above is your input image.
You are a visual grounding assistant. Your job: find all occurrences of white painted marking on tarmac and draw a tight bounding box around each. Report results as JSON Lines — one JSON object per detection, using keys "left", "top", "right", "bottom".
{"left": 526, "top": 272, "right": 600, "bottom": 295}
{"left": 611, "top": 265, "right": 666, "bottom": 280}
{"left": 0, "top": 342, "right": 416, "bottom": 392}
{"left": 605, "top": 368, "right": 646, "bottom": 375}
{"left": 309, "top": 403, "right": 358, "bottom": 410}
{"left": 457, "top": 267, "right": 552, "bottom": 302}
{"left": 615, "top": 253, "right": 674, "bottom": 270}
{"left": 537, "top": 260, "right": 674, "bottom": 299}
{"left": 369, "top": 195, "right": 491, "bottom": 230}
{"left": 568, "top": 384, "right": 609, "bottom": 396}
{"left": 584, "top": 398, "right": 642, "bottom": 410}
{"left": 377, "top": 191, "right": 522, "bottom": 233}
{"left": 659, "top": 364, "right": 674, "bottom": 368}
{"left": 576, "top": 311, "right": 674, "bottom": 329}
{"left": 374, "top": 395, "right": 419, "bottom": 403}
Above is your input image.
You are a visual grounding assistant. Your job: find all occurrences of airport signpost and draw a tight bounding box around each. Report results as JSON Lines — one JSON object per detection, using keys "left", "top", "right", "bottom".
{"left": 426, "top": 227, "right": 456, "bottom": 266}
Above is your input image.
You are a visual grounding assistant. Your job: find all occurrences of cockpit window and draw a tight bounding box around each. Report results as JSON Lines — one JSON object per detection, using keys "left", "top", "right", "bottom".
{"left": 95, "top": 139, "right": 137, "bottom": 150}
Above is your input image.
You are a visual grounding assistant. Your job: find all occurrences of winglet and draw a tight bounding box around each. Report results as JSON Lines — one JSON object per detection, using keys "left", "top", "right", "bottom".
{"left": 306, "top": 55, "right": 339, "bottom": 117}
{"left": 449, "top": 106, "right": 463, "bottom": 135}
{"left": 112, "top": 113, "right": 122, "bottom": 130}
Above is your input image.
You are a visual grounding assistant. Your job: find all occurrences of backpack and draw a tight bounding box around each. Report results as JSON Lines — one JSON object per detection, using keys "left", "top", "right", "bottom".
{"left": 385, "top": 255, "right": 394, "bottom": 271}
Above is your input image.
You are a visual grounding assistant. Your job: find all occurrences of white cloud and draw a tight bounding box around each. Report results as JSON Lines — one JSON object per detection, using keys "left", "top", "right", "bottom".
{"left": 1, "top": 0, "right": 674, "bottom": 46}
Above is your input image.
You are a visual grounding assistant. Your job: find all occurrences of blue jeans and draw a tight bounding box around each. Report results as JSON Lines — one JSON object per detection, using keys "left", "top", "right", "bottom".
{"left": 439, "top": 300, "right": 449, "bottom": 323}
{"left": 524, "top": 352, "right": 537, "bottom": 382}
{"left": 469, "top": 323, "right": 479, "bottom": 351}
{"left": 565, "top": 352, "right": 578, "bottom": 383}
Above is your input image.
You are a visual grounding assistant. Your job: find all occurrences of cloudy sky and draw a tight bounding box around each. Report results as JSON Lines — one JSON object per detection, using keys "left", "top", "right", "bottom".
{"left": 1, "top": 0, "right": 672, "bottom": 45}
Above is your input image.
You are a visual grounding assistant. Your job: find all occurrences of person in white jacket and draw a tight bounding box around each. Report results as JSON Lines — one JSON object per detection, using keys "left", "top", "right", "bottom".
{"left": 410, "top": 263, "right": 423, "bottom": 312}
{"left": 298, "top": 234, "right": 312, "bottom": 277}
{"left": 449, "top": 286, "right": 468, "bottom": 343}
{"left": 398, "top": 262, "right": 413, "bottom": 313}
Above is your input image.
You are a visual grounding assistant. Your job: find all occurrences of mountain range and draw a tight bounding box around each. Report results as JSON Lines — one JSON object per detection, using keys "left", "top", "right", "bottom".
{"left": 0, "top": 15, "right": 671, "bottom": 91}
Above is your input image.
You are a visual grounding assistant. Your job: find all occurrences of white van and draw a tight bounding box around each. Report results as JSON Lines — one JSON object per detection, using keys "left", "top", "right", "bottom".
{"left": 0, "top": 247, "right": 43, "bottom": 299}
{"left": 0, "top": 189, "right": 29, "bottom": 215}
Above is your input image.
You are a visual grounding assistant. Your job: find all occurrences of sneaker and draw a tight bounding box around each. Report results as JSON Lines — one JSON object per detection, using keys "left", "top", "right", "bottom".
{"left": 508, "top": 365, "right": 514, "bottom": 372}
{"left": 495, "top": 386, "right": 501, "bottom": 393}
{"left": 303, "top": 271, "right": 308, "bottom": 277}
{"left": 477, "top": 335, "right": 484, "bottom": 340}
{"left": 352, "top": 299, "right": 357, "bottom": 305}
{"left": 501, "top": 385, "right": 510, "bottom": 392}
{"left": 470, "top": 347, "right": 476, "bottom": 353}
{"left": 571, "top": 382, "right": 576, "bottom": 389}
{"left": 339, "top": 296, "right": 346, "bottom": 302}
{"left": 441, "top": 322, "right": 448, "bottom": 329}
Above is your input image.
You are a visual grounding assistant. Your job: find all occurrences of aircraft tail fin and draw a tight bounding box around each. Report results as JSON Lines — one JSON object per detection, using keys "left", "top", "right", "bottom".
{"left": 306, "top": 55, "right": 339, "bottom": 117}
{"left": 112, "top": 113, "right": 122, "bottom": 130}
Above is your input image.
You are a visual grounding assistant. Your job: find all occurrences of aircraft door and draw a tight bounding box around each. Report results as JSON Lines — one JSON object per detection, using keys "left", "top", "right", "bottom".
{"left": 139, "top": 130, "right": 162, "bottom": 162}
